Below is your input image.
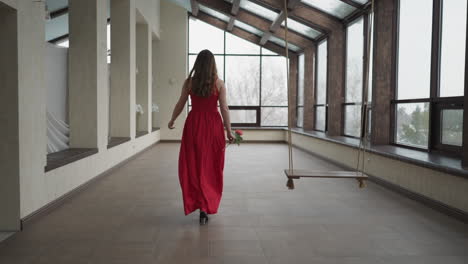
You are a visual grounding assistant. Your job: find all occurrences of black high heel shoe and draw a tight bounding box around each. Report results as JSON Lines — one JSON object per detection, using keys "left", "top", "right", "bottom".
{"left": 199, "top": 211, "right": 209, "bottom": 225}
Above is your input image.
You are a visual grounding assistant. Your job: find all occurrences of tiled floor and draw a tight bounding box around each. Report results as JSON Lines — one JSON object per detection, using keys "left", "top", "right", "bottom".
{"left": 0, "top": 143, "right": 467, "bottom": 264}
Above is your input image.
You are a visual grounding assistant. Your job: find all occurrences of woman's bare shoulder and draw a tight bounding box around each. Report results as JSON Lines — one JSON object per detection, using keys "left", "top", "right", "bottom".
{"left": 216, "top": 78, "right": 225, "bottom": 90}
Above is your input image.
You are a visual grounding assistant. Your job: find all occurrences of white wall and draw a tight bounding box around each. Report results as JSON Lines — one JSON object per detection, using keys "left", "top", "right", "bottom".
{"left": 7, "top": 0, "right": 162, "bottom": 222}
{"left": 136, "top": 0, "right": 160, "bottom": 39}
{"left": 291, "top": 132, "right": 468, "bottom": 214}
{"left": 45, "top": 43, "right": 68, "bottom": 122}
{"left": 154, "top": 0, "right": 187, "bottom": 140}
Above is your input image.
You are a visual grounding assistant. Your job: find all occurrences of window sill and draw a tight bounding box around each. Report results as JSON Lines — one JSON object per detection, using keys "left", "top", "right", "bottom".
{"left": 136, "top": 131, "right": 149, "bottom": 138}
{"left": 231, "top": 126, "right": 287, "bottom": 131}
{"left": 107, "top": 137, "right": 131, "bottom": 149}
{"left": 152, "top": 127, "right": 160, "bottom": 132}
{"left": 45, "top": 148, "right": 98, "bottom": 172}
{"left": 291, "top": 128, "right": 468, "bottom": 179}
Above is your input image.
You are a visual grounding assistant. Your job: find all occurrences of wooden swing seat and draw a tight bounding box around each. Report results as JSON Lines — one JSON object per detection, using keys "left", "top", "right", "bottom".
{"left": 284, "top": 169, "right": 368, "bottom": 189}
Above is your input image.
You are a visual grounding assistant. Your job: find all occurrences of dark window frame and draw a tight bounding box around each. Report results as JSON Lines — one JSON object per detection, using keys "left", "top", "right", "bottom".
{"left": 392, "top": 0, "right": 466, "bottom": 156}
{"left": 187, "top": 17, "right": 288, "bottom": 127}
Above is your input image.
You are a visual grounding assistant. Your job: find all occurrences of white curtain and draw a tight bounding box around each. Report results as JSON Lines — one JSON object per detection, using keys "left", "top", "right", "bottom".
{"left": 47, "top": 111, "right": 69, "bottom": 154}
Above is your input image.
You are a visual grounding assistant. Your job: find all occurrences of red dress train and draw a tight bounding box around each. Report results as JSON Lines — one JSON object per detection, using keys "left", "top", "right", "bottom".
{"left": 178, "top": 85, "right": 225, "bottom": 215}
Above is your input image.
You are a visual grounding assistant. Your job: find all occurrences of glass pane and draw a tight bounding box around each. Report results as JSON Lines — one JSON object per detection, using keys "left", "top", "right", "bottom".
{"left": 440, "top": 0, "right": 467, "bottom": 97}
{"left": 226, "top": 32, "right": 260, "bottom": 54}
{"left": 397, "top": 0, "right": 432, "bottom": 99}
{"left": 344, "top": 104, "right": 362, "bottom": 137}
{"left": 230, "top": 109, "right": 257, "bottom": 124}
{"left": 262, "top": 47, "right": 278, "bottom": 55}
{"left": 281, "top": 18, "right": 321, "bottom": 39}
{"left": 396, "top": 103, "right": 430, "bottom": 148}
{"left": 234, "top": 20, "right": 263, "bottom": 36}
{"left": 368, "top": 12, "right": 374, "bottom": 102}
{"left": 316, "top": 41, "right": 327, "bottom": 104}
{"left": 301, "top": 0, "right": 356, "bottom": 19}
{"left": 199, "top": 4, "right": 230, "bottom": 22}
{"left": 315, "top": 106, "right": 326, "bottom": 131}
{"left": 189, "top": 55, "right": 225, "bottom": 81}
{"left": 225, "top": 56, "right": 260, "bottom": 105}
{"left": 261, "top": 56, "right": 288, "bottom": 106}
{"left": 297, "top": 107, "right": 304, "bottom": 128}
{"left": 107, "top": 24, "right": 111, "bottom": 63}
{"left": 346, "top": 17, "right": 364, "bottom": 103}
{"left": 261, "top": 107, "right": 288, "bottom": 126}
{"left": 189, "top": 19, "right": 224, "bottom": 54}
{"left": 441, "top": 109, "right": 463, "bottom": 146}
{"left": 269, "top": 35, "right": 301, "bottom": 52}
{"left": 240, "top": 0, "right": 279, "bottom": 21}
{"left": 297, "top": 54, "right": 305, "bottom": 106}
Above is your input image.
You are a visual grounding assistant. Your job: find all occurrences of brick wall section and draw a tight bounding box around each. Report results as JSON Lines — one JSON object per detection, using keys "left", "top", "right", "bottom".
{"left": 303, "top": 46, "right": 316, "bottom": 130}
{"left": 371, "top": 0, "right": 396, "bottom": 144}
{"left": 327, "top": 30, "right": 345, "bottom": 136}
{"left": 289, "top": 55, "right": 298, "bottom": 127}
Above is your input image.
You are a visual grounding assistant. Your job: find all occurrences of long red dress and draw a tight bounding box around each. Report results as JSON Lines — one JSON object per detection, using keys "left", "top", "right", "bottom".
{"left": 178, "top": 83, "right": 226, "bottom": 215}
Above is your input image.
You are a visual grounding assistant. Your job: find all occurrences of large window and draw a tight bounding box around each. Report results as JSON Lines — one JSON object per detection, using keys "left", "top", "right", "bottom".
{"left": 394, "top": 0, "right": 466, "bottom": 153}
{"left": 314, "top": 40, "right": 327, "bottom": 132}
{"left": 344, "top": 17, "right": 364, "bottom": 138}
{"left": 188, "top": 19, "right": 288, "bottom": 127}
{"left": 297, "top": 54, "right": 305, "bottom": 127}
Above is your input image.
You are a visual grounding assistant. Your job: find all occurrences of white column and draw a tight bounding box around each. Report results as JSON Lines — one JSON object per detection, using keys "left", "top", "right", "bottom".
{"left": 136, "top": 21, "right": 151, "bottom": 133}
{"left": 68, "top": 0, "right": 107, "bottom": 148}
{"left": 110, "top": 0, "right": 136, "bottom": 139}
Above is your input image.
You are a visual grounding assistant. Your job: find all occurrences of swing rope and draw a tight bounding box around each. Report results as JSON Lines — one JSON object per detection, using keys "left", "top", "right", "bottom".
{"left": 284, "top": 0, "right": 374, "bottom": 188}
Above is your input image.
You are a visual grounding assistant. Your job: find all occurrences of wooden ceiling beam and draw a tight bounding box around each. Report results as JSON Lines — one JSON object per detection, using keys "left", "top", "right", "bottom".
{"left": 231, "top": 0, "right": 241, "bottom": 15}
{"left": 190, "top": 0, "right": 199, "bottom": 16}
{"left": 252, "top": 0, "right": 340, "bottom": 32}
{"left": 198, "top": 0, "right": 313, "bottom": 48}
{"left": 338, "top": 0, "right": 365, "bottom": 10}
{"left": 196, "top": 12, "right": 297, "bottom": 57}
{"left": 227, "top": 17, "right": 235, "bottom": 32}
{"left": 260, "top": 32, "right": 272, "bottom": 45}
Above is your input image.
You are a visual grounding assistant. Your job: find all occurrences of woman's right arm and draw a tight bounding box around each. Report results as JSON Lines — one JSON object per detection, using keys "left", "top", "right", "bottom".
{"left": 218, "top": 80, "right": 234, "bottom": 142}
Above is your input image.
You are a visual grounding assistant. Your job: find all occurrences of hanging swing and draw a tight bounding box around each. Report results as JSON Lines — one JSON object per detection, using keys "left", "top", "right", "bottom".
{"left": 282, "top": 0, "right": 374, "bottom": 190}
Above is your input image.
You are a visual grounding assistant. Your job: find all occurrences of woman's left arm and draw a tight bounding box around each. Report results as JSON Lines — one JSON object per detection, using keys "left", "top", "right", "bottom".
{"left": 168, "top": 79, "right": 190, "bottom": 129}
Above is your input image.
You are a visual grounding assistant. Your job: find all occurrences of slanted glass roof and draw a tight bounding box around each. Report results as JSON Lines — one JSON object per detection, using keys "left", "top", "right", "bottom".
{"left": 269, "top": 35, "right": 301, "bottom": 52}
{"left": 239, "top": 0, "right": 279, "bottom": 21}
{"left": 352, "top": 0, "right": 369, "bottom": 4}
{"left": 199, "top": 4, "right": 230, "bottom": 22}
{"left": 234, "top": 20, "right": 264, "bottom": 36}
{"left": 281, "top": 18, "right": 321, "bottom": 39}
{"left": 301, "top": 0, "right": 357, "bottom": 19}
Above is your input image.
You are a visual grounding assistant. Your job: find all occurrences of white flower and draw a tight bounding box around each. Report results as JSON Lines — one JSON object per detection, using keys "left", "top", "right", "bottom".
{"left": 152, "top": 103, "right": 159, "bottom": 113}
{"left": 136, "top": 104, "right": 144, "bottom": 114}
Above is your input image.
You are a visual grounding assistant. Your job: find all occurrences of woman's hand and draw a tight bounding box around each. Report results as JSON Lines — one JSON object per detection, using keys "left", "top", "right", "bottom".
{"left": 227, "top": 131, "right": 234, "bottom": 143}
{"left": 168, "top": 120, "right": 175, "bottom": 129}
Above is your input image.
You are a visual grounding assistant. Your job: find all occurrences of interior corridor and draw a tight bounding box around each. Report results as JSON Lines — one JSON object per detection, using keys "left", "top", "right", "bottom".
{"left": 0, "top": 143, "right": 467, "bottom": 264}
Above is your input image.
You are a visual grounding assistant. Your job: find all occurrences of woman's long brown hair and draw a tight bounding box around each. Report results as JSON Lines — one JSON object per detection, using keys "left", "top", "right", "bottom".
{"left": 188, "top": 49, "right": 218, "bottom": 97}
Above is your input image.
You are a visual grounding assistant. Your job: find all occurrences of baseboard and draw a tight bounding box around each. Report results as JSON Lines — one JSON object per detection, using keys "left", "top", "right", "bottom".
{"left": 159, "top": 140, "right": 285, "bottom": 143}
{"left": 292, "top": 143, "right": 468, "bottom": 224}
{"left": 20, "top": 141, "right": 160, "bottom": 229}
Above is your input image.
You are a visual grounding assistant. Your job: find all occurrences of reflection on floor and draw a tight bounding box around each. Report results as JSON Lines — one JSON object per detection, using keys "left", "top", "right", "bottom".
{"left": 0, "top": 143, "right": 467, "bottom": 264}
{"left": 0, "top": 233, "right": 13, "bottom": 243}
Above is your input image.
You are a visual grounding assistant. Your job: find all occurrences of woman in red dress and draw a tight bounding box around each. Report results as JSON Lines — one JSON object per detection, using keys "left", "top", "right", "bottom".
{"left": 168, "top": 49, "right": 233, "bottom": 225}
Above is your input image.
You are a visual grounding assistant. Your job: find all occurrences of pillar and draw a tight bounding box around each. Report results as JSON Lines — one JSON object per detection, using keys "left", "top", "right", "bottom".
{"left": 110, "top": 0, "right": 136, "bottom": 138}
{"left": 303, "top": 46, "right": 316, "bottom": 130}
{"left": 136, "top": 19, "right": 151, "bottom": 133}
{"left": 68, "top": 0, "right": 107, "bottom": 148}
{"left": 327, "top": 30, "right": 345, "bottom": 136}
